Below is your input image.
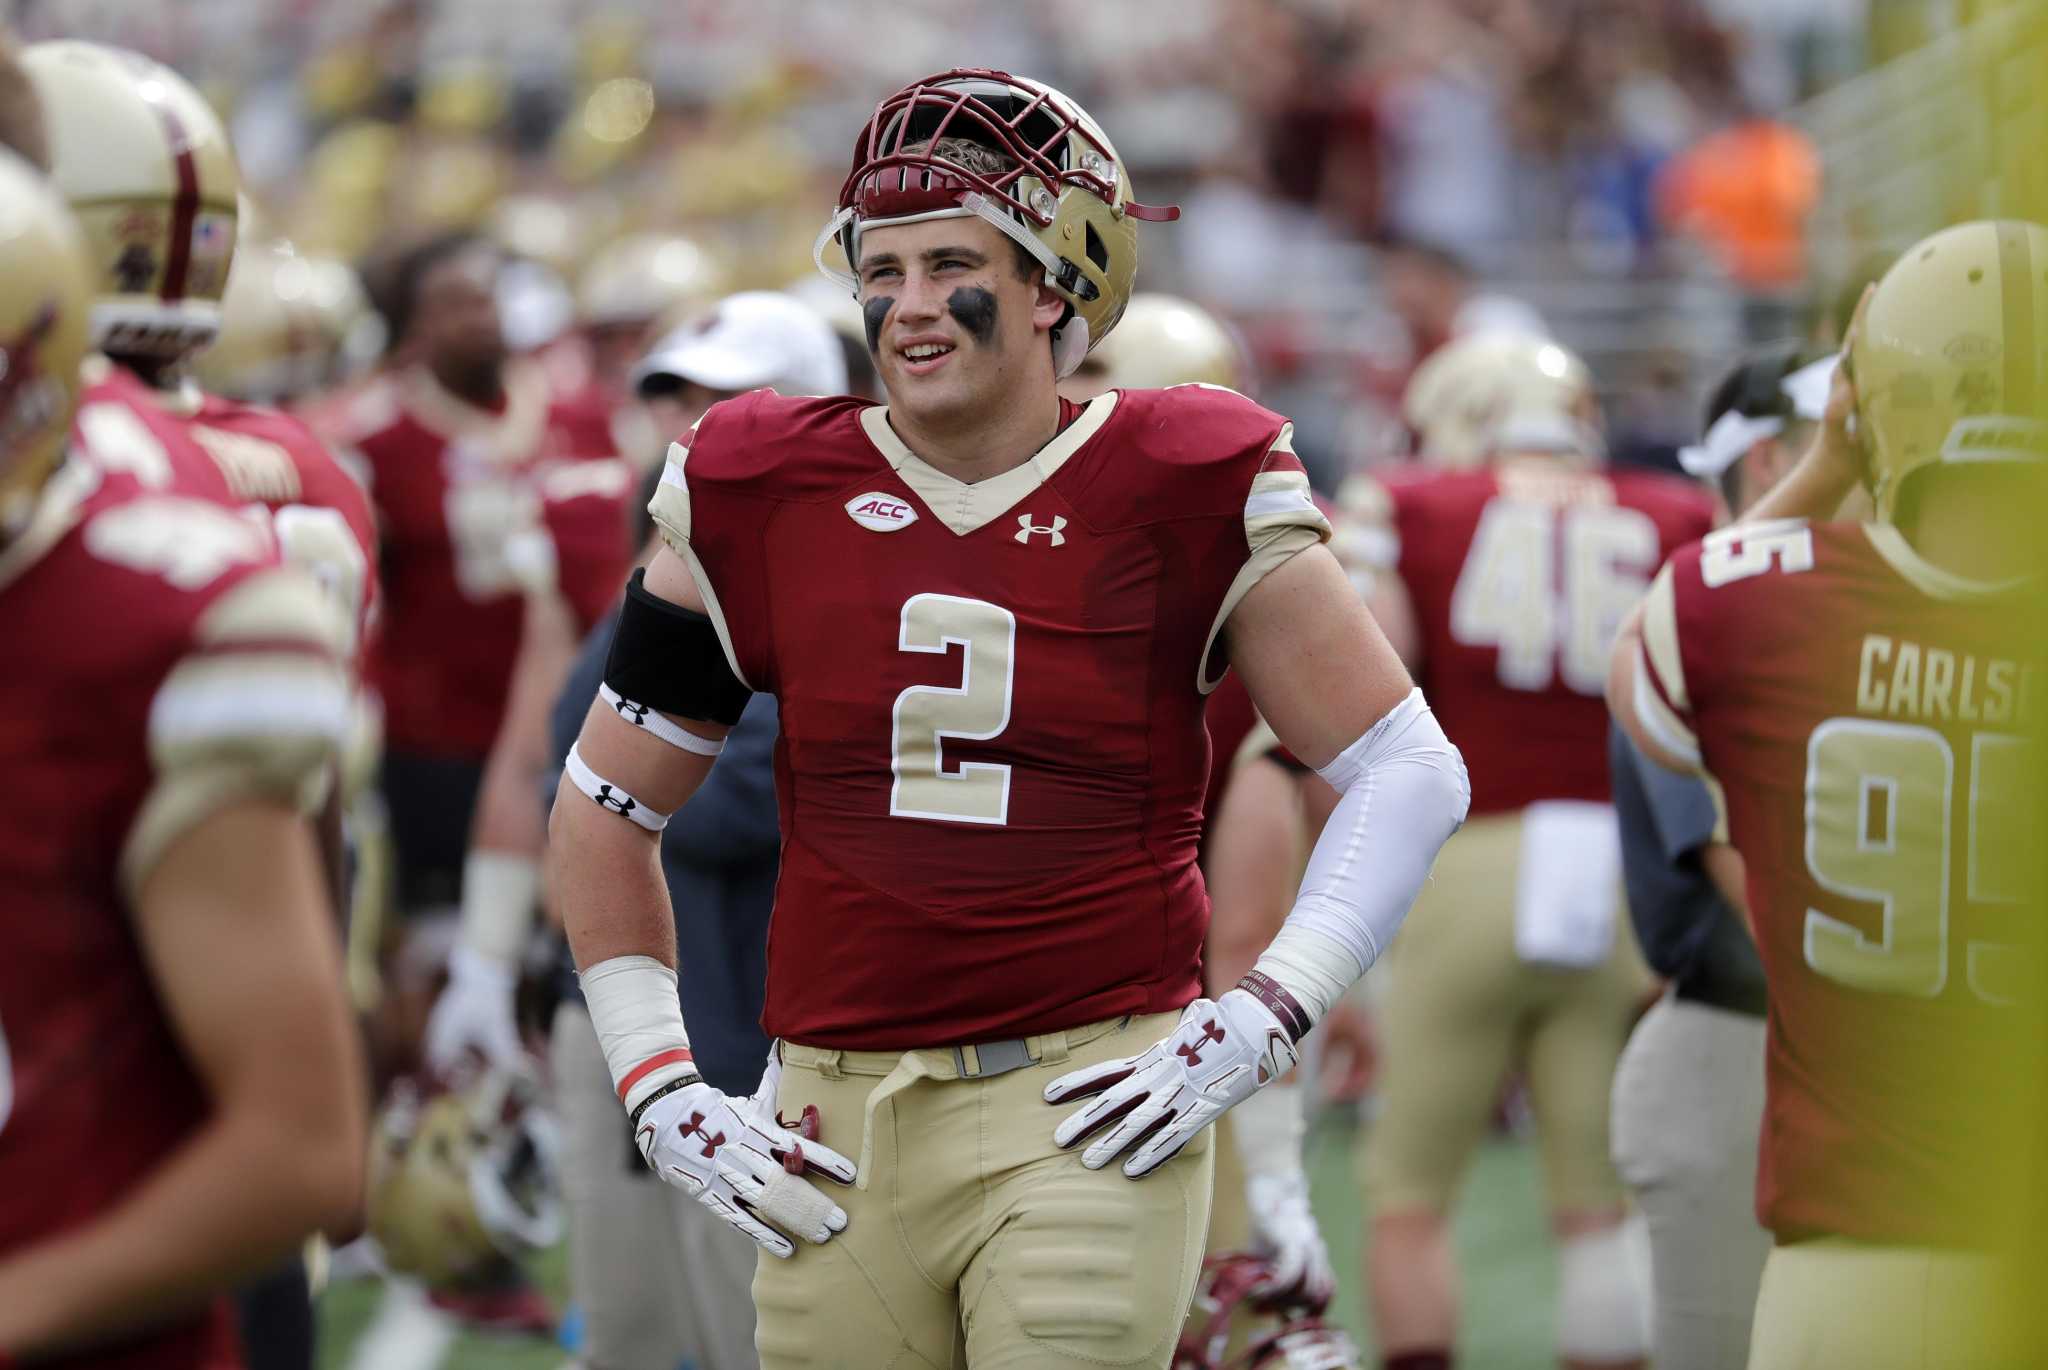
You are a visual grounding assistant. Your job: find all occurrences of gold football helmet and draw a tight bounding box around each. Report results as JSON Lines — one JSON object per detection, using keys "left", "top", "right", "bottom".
{"left": 1069, "top": 293, "right": 1249, "bottom": 397}
{"left": 23, "top": 41, "right": 240, "bottom": 362}
{"left": 816, "top": 69, "right": 1179, "bottom": 376}
{"left": 194, "top": 238, "right": 315, "bottom": 402}
{"left": 1850, "top": 219, "right": 2048, "bottom": 523}
{"left": 0, "top": 148, "right": 95, "bottom": 542}
{"left": 578, "top": 232, "right": 726, "bottom": 329}
{"left": 1403, "top": 331, "right": 1601, "bottom": 468}
{"left": 367, "top": 1071, "right": 563, "bottom": 1289}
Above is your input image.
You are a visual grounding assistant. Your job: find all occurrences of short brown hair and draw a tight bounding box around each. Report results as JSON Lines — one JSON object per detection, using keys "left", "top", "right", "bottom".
{"left": 909, "top": 137, "right": 1040, "bottom": 283}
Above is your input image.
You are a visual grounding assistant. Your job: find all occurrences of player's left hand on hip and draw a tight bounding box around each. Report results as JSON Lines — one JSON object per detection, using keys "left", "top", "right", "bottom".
{"left": 1044, "top": 989, "right": 1299, "bottom": 1178}
{"left": 1246, "top": 1169, "right": 1336, "bottom": 1312}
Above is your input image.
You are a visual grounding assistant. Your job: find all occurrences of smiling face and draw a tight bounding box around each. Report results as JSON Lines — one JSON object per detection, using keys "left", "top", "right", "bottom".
{"left": 855, "top": 215, "right": 1065, "bottom": 432}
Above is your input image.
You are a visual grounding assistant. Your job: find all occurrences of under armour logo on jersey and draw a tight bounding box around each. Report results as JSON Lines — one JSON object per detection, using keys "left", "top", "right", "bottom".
{"left": 594, "top": 786, "right": 636, "bottom": 816}
{"left": 1016, "top": 514, "right": 1067, "bottom": 546}
{"left": 1176, "top": 1019, "right": 1228, "bottom": 1067}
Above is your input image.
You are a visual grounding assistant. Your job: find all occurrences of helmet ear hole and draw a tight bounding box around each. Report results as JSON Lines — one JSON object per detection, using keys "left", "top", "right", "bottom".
{"left": 1084, "top": 222, "right": 1109, "bottom": 273}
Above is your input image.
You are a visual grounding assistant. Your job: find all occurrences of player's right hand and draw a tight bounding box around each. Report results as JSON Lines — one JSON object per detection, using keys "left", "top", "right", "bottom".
{"left": 634, "top": 1053, "right": 857, "bottom": 1259}
{"left": 423, "top": 946, "right": 525, "bottom": 1076}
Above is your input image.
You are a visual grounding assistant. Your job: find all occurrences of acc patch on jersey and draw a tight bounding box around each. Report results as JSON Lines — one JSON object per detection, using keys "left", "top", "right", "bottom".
{"left": 845, "top": 492, "right": 918, "bottom": 532}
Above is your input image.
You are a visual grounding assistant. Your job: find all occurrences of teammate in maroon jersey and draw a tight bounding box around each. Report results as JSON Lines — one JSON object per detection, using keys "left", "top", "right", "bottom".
{"left": 550, "top": 71, "right": 1468, "bottom": 1368}
{"left": 341, "top": 231, "right": 634, "bottom": 922}
{"left": 1612, "top": 224, "right": 2046, "bottom": 1368}
{"left": 1342, "top": 331, "right": 1713, "bottom": 1370}
{"left": 0, "top": 147, "right": 365, "bottom": 1370}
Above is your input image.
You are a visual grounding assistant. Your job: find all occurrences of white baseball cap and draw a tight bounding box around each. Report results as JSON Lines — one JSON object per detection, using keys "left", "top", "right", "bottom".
{"left": 632, "top": 290, "right": 848, "bottom": 400}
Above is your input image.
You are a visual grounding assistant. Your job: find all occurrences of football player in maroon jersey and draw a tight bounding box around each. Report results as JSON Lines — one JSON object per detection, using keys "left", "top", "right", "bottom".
{"left": 550, "top": 71, "right": 1469, "bottom": 1368}
{"left": 1611, "top": 224, "right": 2046, "bottom": 1368}
{"left": 335, "top": 230, "right": 634, "bottom": 938}
{"left": 0, "top": 148, "right": 366, "bottom": 1368}
{"left": 1342, "top": 332, "right": 1714, "bottom": 1370}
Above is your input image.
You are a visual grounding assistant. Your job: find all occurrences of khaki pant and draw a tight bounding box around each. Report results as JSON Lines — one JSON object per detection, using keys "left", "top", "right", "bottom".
{"left": 1748, "top": 1241, "right": 2027, "bottom": 1369}
{"left": 756, "top": 1012, "right": 1215, "bottom": 1370}
{"left": 1361, "top": 811, "right": 1652, "bottom": 1217}
{"left": 551, "top": 1002, "right": 759, "bottom": 1370}
{"left": 1611, "top": 994, "right": 1770, "bottom": 1370}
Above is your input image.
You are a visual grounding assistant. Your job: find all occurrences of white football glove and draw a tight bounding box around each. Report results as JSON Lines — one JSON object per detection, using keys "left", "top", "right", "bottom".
{"left": 1246, "top": 1170, "right": 1336, "bottom": 1311}
{"left": 634, "top": 1052, "right": 857, "bottom": 1259}
{"left": 423, "top": 947, "right": 525, "bottom": 1077}
{"left": 1045, "top": 989, "right": 1300, "bottom": 1178}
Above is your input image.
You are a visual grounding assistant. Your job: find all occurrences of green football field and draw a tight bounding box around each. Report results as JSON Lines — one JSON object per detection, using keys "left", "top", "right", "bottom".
{"left": 317, "top": 1118, "right": 1558, "bottom": 1369}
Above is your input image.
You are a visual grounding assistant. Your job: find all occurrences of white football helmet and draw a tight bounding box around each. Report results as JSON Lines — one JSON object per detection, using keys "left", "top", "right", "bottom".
{"left": 1404, "top": 331, "right": 1601, "bottom": 468}
{"left": 23, "top": 41, "right": 240, "bottom": 361}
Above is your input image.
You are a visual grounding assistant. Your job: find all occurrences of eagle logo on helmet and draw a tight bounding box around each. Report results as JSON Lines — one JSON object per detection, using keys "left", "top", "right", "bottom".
{"left": 0, "top": 303, "right": 63, "bottom": 449}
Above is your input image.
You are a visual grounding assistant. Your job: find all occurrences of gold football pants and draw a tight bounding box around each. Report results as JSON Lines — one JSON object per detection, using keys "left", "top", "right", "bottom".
{"left": 757, "top": 1011, "right": 1214, "bottom": 1369}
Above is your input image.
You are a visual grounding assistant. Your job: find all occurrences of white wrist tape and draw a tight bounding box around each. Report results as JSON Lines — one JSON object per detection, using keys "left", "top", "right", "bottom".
{"left": 566, "top": 743, "right": 671, "bottom": 832}
{"left": 599, "top": 684, "right": 726, "bottom": 757}
{"left": 1227, "top": 1075, "right": 1306, "bottom": 1179}
{"left": 1250, "top": 687, "right": 1469, "bottom": 1022}
{"left": 579, "top": 954, "right": 699, "bottom": 1114}
{"left": 457, "top": 850, "right": 541, "bottom": 966}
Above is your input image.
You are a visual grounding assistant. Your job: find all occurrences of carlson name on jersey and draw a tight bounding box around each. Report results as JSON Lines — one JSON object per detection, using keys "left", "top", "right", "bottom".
{"left": 0, "top": 443, "right": 349, "bottom": 1367}
{"left": 652, "top": 384, "right": 1328, "bottom": 1050}
{"left": 1637, "top": 518, "right": 2042, "bottom": 1246}
{"left": 1347, "top": 459, "right": 1714, "bottom": 814}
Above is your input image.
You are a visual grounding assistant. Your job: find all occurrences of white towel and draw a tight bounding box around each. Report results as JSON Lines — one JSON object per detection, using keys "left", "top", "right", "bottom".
{"left": 1514, "top": 801, "right": 1623, "bottom": 969}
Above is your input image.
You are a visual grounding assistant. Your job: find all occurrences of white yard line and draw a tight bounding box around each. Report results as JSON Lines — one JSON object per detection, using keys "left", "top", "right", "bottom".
{"left": 341, "top": 1281, "right": 456, "bottom": 1370}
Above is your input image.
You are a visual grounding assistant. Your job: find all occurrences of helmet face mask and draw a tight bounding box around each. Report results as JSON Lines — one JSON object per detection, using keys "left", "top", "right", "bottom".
{"left": 816, "top": 69, "right": 1177, "bottom": 378}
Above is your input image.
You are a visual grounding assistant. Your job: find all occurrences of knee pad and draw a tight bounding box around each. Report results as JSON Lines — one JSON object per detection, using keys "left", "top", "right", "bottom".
{"left": 1557, "top": 1215, "right": 1652, "bottom": 1362}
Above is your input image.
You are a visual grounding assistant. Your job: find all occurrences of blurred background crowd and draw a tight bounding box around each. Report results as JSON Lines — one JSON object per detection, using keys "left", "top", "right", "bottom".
{"left": 9, "top": 0, "right": 1941, "bottom": 491}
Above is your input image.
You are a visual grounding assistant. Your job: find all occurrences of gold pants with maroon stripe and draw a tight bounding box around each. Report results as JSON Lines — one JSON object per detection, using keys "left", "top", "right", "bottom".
{"left": 756, "top": 1011, "right": 1215, "bottom": 1369}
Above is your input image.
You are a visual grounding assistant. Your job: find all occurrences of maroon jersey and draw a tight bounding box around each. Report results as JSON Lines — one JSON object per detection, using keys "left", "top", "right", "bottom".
{"left": 339, "top": 362, "right": 629, "bottom": 760}
{"left": 1347, "top": 460, "right": 1712, "bottom": 814}
{"left": 0, "top": 447, "right": 348, "bottom": 1365}
{"left": 77, "top": 364, "right": 379, "bottom": 650}
{"left": 1638, "top": 519, "right": 2040, "bottom": 1244}
{"left": 652, "top": 386, "right": 1329, "bottom": 1049}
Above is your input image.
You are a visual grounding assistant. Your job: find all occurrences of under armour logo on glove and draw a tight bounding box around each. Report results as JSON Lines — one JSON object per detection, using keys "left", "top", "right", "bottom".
{"left": 1175, "top": 1019, "right": 1228, "bottom": 1067}
{"left": 1015, "top": 513, "right": 1067, "bottom": 546}
{"left": 595, "top": 786, "right": 636, "bottom": 816}
{"left": 678, "top": 1112, "right": 726, "bottom": 1158}
{"left": 1045, "top": 990, "right": 1301, "bottom": 1179}
{"left": 635, "top": 1051, "right": 858, "bottom": 1260}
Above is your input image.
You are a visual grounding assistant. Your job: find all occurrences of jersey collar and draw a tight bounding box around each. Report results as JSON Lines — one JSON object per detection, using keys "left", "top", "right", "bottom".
{"left": 857, "top": 391, "right": 1117, "bottom": 536}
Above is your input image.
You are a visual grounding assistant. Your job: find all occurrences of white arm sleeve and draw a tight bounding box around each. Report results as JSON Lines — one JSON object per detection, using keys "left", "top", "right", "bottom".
{"left": 1248, "top": 687, "right": 1469, "bottom": 1024}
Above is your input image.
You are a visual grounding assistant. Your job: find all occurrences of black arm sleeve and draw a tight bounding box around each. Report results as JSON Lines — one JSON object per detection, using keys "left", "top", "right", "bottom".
{"left": 602, "top": 568, "right": 752, "bottom": 727}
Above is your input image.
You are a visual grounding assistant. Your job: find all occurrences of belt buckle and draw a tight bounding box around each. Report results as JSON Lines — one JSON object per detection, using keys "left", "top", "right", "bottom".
{"left": 953, "top": 1037, "right": 1035, "bottom": 1079}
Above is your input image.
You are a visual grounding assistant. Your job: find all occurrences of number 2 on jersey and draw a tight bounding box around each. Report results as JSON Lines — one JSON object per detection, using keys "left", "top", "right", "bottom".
{"left": 1450, "top": 500, "right": 1659, "bottom": 693}
{"left": 890, "top": 594, "right": 1017, "bottom": 825}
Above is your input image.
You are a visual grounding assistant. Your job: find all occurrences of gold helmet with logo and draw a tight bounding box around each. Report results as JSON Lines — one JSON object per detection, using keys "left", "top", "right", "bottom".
{"left": 0, "top": 148, "right": 94, "bottom": 543}
{"left": 23, "top": 41, "right": 239, "bottom": 362}
{"left": 1403, "top": 331, "right": 1601, "bottom": 468}
{"left": 815, "top": 69, "right": 1180, "bottom": 378}
{"left": 366, "top": 1071, "right": 563, "bottom": 1289}
{"left": 1850, "top": 220, "right": 2048, "bottom": 523}
{"left": 1073, "top": 293, "right": 1249, "bottom": 395}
